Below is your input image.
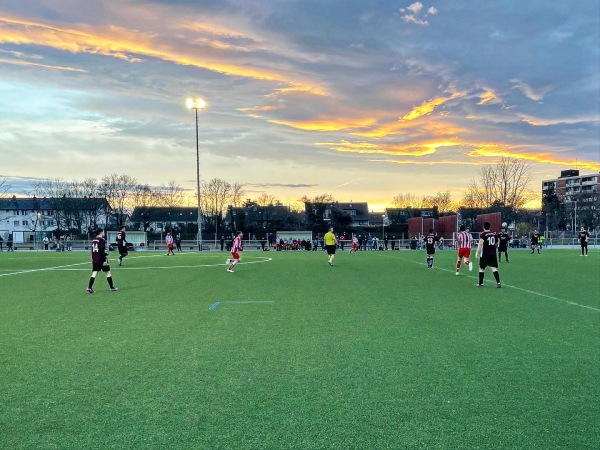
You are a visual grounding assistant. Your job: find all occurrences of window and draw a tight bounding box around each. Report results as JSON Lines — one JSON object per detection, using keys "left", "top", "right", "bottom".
{"left": 22, "top": 220, "right": 29, "bottom": 226}
{"left": 13, "top": 221, "right": 19, "bottom": 226}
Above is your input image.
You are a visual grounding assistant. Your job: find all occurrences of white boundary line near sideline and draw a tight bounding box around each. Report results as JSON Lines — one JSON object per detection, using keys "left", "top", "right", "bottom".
{"left": 396, "top": 256, "right": 600, "bottom": 312}
{"left": 52, "top": 256, "right": 273, "bottom": 271}
{"left": 0, "top": 254, "right": 272, "bottom": 275}
{"left": 0, "top": 253, "right": 172, "bottom": 278}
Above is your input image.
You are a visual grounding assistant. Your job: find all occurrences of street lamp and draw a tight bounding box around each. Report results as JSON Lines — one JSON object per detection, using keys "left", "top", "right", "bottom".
{"left": 382, "top": 214, "right": 385, "bottom": 243}
{"left": 186, "top": 97, "right": 207, "bottom": 250}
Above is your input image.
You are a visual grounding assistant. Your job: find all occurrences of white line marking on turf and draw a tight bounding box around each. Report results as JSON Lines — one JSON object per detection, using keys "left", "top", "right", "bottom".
{"left": 51, "top": 256, "right": 273, "bottom": 270}
{"left": 0, "top": 253, "right": 195, "bottom": 277}
{"left": 396, "top": 256, "right": 600, "bottom": 312}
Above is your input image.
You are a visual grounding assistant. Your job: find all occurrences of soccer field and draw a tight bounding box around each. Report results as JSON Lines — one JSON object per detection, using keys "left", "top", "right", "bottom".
{"left": 1, "top": 248, "right": 599, "bottom": 449}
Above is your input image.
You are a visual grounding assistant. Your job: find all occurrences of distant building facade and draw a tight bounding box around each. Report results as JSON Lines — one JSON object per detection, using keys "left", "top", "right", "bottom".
{"left": 542, "top": 170, "right": 600, "bottom": 229}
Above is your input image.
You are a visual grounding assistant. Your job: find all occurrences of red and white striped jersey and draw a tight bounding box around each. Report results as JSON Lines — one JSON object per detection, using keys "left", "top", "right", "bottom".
{"left": 165, "top": 234, "right": 174, "bottom": 245}
{"left": 232, "top": 235, "right": 242, "bottom": 252}
{"left": 456, "top": 231, "right": 473, "bottom": 249}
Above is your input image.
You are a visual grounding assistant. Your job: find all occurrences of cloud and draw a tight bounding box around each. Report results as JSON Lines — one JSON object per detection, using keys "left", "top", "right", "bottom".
{"left": 477, "top": 89, "right": 502, "bottom": 105}
{"left": 510, "top": 79, "right": 554, "bottom": 101}
{"left": 0, "top": 16, "right": 328, "bottom": 96}
{"left": 399, "top": 2, "right": 437, "bottom": 26}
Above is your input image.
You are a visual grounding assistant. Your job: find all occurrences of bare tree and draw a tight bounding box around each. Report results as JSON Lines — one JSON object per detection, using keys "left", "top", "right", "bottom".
{"left": 100, "top": 174, "right": 138, "bottom": 226}
{"left": 392, "top": 192, "right": 422, "bottom": 208}
{"left": 201, "top": 178, "right": 232, "bottom": 217}
{"left": 255, "top": 193, "right": 278, "bottom": 206}
{"left": 462, "top": 158, "right": 533, "bottom": 209}
{"left": 157, "top": 181, "right": 186, "bottom": 207}
{"left": 0, "top": 178, "right": 10, "bottom": 198}
{"left": 230, "top": 182, "right": 246, "bottom": 207}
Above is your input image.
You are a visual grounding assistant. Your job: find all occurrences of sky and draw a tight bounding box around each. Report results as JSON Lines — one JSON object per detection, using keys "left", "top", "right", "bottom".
{"left": 0, "top": 0, "right": 599, "bottom": 211}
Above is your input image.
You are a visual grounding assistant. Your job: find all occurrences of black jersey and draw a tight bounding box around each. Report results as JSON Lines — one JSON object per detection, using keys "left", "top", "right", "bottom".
{"left": 423, "top": 233, "right": 439, "bottom": 250}
{"left": 91, "top": 237, "right": 107, "bottom": 264}
{"left": 116, "top": 230, "right": 126, "bottom": 247}
{"left": 531, "top": 232, "right": 540, "bottom": 245}
{"left": 498, "top": 232, "right": 510, "bottom": 249}
{"left": 579, "top": 231, "right": 589, "bottom": 243}
{"left": 479, "top": 231, "right": 498, "bottom": 256}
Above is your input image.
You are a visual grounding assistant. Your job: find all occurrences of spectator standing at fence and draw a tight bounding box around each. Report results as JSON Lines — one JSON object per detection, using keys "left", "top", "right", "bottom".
{"left": 391, "top": 236, "right": 396, "bottom": 251}
{"left": 87, "top": 228, "right": 118, "bottom": 294}
{"left": 475, "top": 222, "right": 502, "bottom": 288}
{"left": 324, "top": 227, "right": 337, "bottom": 266}
{"left": 66, "top": 234, "right": 73, "bottom": 251}
{"left": 423, "top": 228, "right": 439, "bottom": 269}
{"left": 43, "top": 236, "right": 49, "bottom": 250}
{"left": 0, "top": 235, "right": 3, "bottom": 251}
{"left": 226, "top": 231, "right": 244, "bottom": 272}
{"left": 165, "top": 232, "right": 175, "bottom": 255}
{"left": 220, "top": 236, "right": 225, "bottom": 251}
{"left": 384, "top": 235, "right": 388, "bottom": 250}
{"left": 497, "top": 227, "right": 510, "bottom": 263}
{"left": 7, "top": 234, "right": 14, "bottom": 252}
{"left": 531, "top": 229, "right": 541, "bottom": 254}
{"left": 455, "top": 225, "right": 473, "bottom": 276}
{"left": 175, "top": 233, "right": 182, "bottom": 252}
{"left": 578, "top": 226, "right": 590, "bottom": 256}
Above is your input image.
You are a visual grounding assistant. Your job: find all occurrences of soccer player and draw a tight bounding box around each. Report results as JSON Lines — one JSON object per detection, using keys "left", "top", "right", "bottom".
{"left": 530, "top": 229, "right": 540, "bottom": 254}
{"left": 226, "top": 231, "right": 244, "bottom": 272}
{"left": 475, "top": 222, "right": 502, "bottom": 288}
{"left": 578, "top": 226, "right": 590, "bottom": 256}
{"left": 324, "top": 226, "right": 337, "bottom": 266}
{"left": 87, "top": 228, "right": 117, "bottom": 294}
{"left": 165, "top": 231, "right": 175, "bottom": 255}
{"left": 423, "top": 228, "right": 439, "bottom": 269}
{"left": 455, "top": 225, "right": 473, "bottom": 275}
{"left": 497, "top": 227, "right": 510, "bottom": 263}
{"left": 116, "top": 225, "right": 128, "bottom": 266}
{"left": 350, "top": 234, "right": 358, "bottom": 254}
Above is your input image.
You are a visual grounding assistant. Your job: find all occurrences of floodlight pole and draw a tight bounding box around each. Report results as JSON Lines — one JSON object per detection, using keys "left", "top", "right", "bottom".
{"left": 186, "top": 98, "right": 206, "bottom": 250}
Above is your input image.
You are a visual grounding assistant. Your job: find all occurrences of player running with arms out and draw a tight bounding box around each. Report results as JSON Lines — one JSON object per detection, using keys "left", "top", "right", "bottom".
{"left": 424, "top": 228, "right": 439, "bottom": 269}
{"left": 324, "top": 226, "right": 337, "bottom": 266}
{"left": 117, "top": 225, "right": 128, "bottom": 266}
{"left": 578, "top": 226, "right": 590, "bottom": 256}
{"left": 497, "top": 227, "right": 510, "bottom": 263}
{"left": 226, "top": 231, "right": 244, "bottom": 272}
{"left": 475, "top": 222, "right": 502, "bottom": 288}
{"left": 87, "top": 228, "right": 117, "bottom": 294}
{"left": 455, "top": 225, "right": 473, "bottom": 275}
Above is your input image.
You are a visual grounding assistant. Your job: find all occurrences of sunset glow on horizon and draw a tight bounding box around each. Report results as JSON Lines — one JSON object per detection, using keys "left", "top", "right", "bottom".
{"left": 0, "top": 1, "right": 598, "bottom": 208}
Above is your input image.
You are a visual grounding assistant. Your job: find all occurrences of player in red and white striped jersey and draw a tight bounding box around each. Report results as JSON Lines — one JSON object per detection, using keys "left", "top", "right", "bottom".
{"left": 226, "top": 231, "right": 244, "bottom": 272}
{"left": 455, "top": 225, "right": 473, "bottom": 275}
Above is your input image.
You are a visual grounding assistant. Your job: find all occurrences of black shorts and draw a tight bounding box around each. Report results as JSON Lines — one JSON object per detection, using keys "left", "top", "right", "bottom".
{"left": 118, "top": 246, "right": 128, "bottom": 257}
{"left": 479, "top": 254, "right": 498, "bottom": 269}
{"left": 326, "top": 245, "right": 336, "bottom": 255}
{"left": 92, "top": 262, "right": 110, "bottom": 272}
{"left": 498, "top": 246, "right": 508, "bottom": 252}
{"left": 426, "top": 246, "right": 435, "bottom": 255}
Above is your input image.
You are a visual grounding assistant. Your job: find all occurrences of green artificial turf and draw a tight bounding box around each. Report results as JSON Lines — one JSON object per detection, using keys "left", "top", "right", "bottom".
{"left": 1, "top": 248, "right": 599, "bottom": 449}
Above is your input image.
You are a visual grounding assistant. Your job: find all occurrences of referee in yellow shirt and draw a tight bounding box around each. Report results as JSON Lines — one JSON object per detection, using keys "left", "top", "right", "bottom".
{"left": 324, "top": 226, "right": 337, "bottom": 266}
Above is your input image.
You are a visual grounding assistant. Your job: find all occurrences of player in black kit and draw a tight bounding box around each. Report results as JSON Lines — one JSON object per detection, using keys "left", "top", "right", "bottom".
{"left": 116, "top": 225, "right": 128, "bottom": 266}
{"left": 578, "top": 226, "right": 590, "bottom": 256}
{"left": 530, "top": 229, "right": 541, "bottom": 254}
{"left": 497, "top": 227, "right": 510, "bottom": 262}
{"left": 423, "top": 228, "right": 439, "bottom": 269}
{"left": 475, "top": 222, "right": 502, "bottom": 288}
{"left": 87, "top": 228, "right": 118, "bottom": 294}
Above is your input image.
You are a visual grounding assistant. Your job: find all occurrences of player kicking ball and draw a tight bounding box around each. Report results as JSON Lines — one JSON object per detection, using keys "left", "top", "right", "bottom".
{"left": 87, "top": 228, "right": 118, "bottom": 294}
{"left": 226, "top": 231, "right": 244, "bottom": 272}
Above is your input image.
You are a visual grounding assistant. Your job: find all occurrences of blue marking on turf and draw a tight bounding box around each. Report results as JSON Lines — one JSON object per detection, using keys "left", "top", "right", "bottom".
{"left": 209, "top": 302, "right": 221, "bottom": 311}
